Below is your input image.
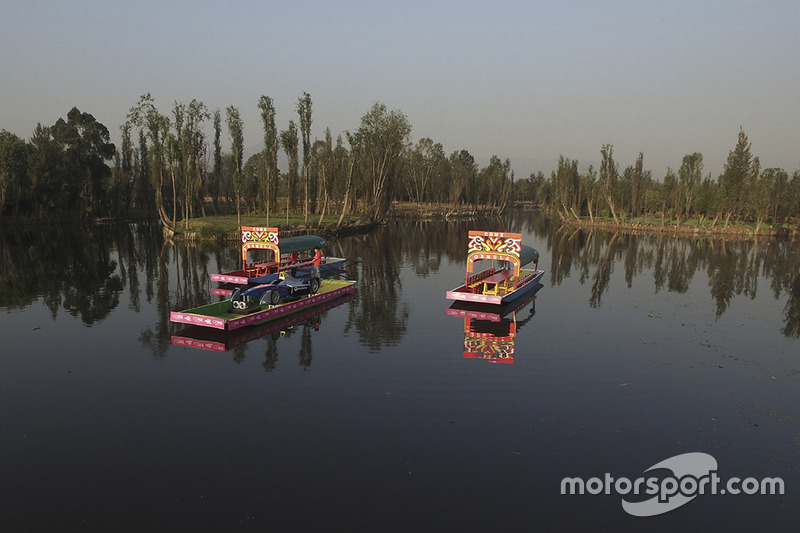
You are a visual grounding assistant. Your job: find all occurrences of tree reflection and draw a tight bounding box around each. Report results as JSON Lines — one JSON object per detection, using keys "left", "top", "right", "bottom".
{"left": 782, "top": 273, "right": 800, "bottom": 338}
{"left": 339, "top": 226, "right": 409, "bottom": 351}
{"left": 3, "top": 213, "right": 799, "bottom": 345}
{"left": 535, "top": 210, "right": 800, "bottom": 334}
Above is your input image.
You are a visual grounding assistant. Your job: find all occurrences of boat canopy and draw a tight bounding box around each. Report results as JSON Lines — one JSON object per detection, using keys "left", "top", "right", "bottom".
{"left": 241, "top": 226, "right": 329, "bottom": 263}
{"left": 519, "top": 245, "right": 539, "bottom": 268}
{"left": 279, "top": 235, "right": 328, "bottom": 255}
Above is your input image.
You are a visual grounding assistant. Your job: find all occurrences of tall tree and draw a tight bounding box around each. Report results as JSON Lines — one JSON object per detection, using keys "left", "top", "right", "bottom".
{"left": 127, "top": 94, "right": 172, "bottom": 228}
{"left": 354, "top": 102, "right": 411, "bottom": 221}
{"left": 225, "top": 106, "right": 244, "bottom": 230}
{"left": 552, "top": 155, "right": 580, "bottom": 219}
{"left": 405, "top": 137, "right": 445, "bottom": 205}
{"left": 51, "top": 107, "right": 116, "bottom": 217}
{"left": 720, "top": 127, "right": 759, "bottom": 226}
{"left": 630, "top": 152, "right": 648, "bottom": 217}
{"left": 209, "top": 109, "right": 222, "bottom": 214}
{"left": 599, "top": 144, "right": 620, "bottom": 222}
{"left": 297, "top": 92, "right": 313, "bottom": 222}
{"left": 678, "top": 152, "right": 703, "bottom": 221}
{"left": 448, "top": 149, "right": 476, "bottom": 209}
{"left": 0, "top": 130, "right": 28, "bottom": 217}
{"left": 280, "top": 121, "right": 299, "bottom": 226}
{"left": 257, "top": 95, "right": 278, "bottom": 225}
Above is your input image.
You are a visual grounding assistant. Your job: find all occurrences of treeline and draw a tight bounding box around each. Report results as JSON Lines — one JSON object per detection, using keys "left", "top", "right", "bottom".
{"left": 535, "top": 129, "right": 800, "bottom": 229}
{"left": 3, "top": 98, "right": 799, "bottom": 231}
{"left": 0, "top": 93, "right": 518, "bottom": 227}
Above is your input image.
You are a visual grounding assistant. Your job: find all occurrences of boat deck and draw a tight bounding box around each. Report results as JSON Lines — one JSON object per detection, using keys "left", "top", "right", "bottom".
{"left": 171, "top": 279, "right": 356, "bottom": 331}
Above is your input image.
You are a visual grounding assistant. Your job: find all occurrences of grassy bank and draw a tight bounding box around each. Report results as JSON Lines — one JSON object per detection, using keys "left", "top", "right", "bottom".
{"left": 560, "top": 215, "right": 799, "bottom": 239}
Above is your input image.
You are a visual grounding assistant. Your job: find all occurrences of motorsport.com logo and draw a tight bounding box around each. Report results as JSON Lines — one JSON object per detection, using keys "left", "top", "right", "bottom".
{"left": 560, "top": 452, "right": 784, "bottom": 516}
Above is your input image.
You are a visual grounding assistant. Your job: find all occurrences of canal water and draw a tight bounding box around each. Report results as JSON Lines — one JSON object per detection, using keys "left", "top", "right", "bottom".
{"left": 1, "top": 212, "right": 798, "bottom": 531}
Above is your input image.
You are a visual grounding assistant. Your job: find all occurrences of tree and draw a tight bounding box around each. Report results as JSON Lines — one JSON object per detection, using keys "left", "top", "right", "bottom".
{"left": 0, "top": 130, "right": 28, "bottom": 216}
{"left": 127, "top": 94, "right": 172, "bottom": 228}
{"left": 354, "top": 102, "right": 411, "bottom": 221}
{"left": 552, "top": 155, "right": 580, "bottom": 219}
{"left": 51, "top": 107, "right": 116, "bottom": 217}
{"left": 226, "top": 106, "right": 244, "bottom": 229}
{"left": 678, "top": 152, "right": 703, "bottom": 221}
{"left": 405, "top": 137, "right": 444, "bottom": 205}
{"left": 297, "top": 92, "right": 313, "bottom": 222}
{"left": 448, "top": 149, "right": 476, "bottom": 209}
{"left": 630, "top": 152, "right": 648, "bottom": 217}
{"left": 280, "top": 120, "right": 299, "bottom": 225}
{"left": 257, "top": 95, "right": 278, "bottom": 225}
{"left": 720, "top": 127, "right": 759, "bottom": 226}
{"left": 312, "top": 128, "right": 335, "bottom": 226}
{"left": 208, "top": 109, "right": 222, "bottom": 214}
{"left": 119, "top": 122, "right": 134, "bottom": 212}
{"left": 176, "top": 99, "right": 209, "bottom": 228}
{"left": 752, "top": 168, "right": 781, "bottom": 229}
{"left": 599, "top": 144, "right": 620, "bottom": 222}
{"left": 478, "top": 155, "right": 512, "bottom": 212}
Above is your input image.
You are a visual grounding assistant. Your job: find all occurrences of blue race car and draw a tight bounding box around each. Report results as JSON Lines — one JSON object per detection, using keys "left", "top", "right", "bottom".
{"left": 231, "top": 272, "right": 321, "bottom": 309}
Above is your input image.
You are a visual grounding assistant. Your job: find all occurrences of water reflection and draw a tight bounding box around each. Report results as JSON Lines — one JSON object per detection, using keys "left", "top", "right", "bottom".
{"left": 1, "top": 213, "right": 799, "bottom": 343}
{"left": 446, "top": 288, "right": 540, "bottom": 363}
{"left": 547, "top": 225, "right": 800, "bottom": 335}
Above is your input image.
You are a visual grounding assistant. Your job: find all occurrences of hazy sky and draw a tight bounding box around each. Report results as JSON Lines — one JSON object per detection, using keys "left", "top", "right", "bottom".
{"left": 2, "top": 0, "right": 798, "bottom": 179}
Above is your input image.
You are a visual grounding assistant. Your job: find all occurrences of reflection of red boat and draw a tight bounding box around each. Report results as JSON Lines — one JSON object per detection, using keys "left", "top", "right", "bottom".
{"left": 172, "top": 293, "right": 354, "bottom": 353}
{"left": 446, "top": 289, "right": 539, "bottom": 363}
{"left": 210, "top": 226, "right": 346, "bottom": 286}
{"left": 446, "top": 230, "right": 544, "bottom": 305}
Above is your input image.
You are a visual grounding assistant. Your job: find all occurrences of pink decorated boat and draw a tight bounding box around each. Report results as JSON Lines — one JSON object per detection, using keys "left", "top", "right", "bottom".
{"left": 445, "top": 230, "right": 544, "bottom": 305}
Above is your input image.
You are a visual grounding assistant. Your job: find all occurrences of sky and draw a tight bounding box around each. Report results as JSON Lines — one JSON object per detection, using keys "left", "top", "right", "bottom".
{"left": 2, "top": 0, "right": 799, "bottom": 180}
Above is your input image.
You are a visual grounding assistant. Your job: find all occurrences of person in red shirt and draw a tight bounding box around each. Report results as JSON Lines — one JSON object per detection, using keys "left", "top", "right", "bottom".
{"left": 313, "top": 248, "right": 322, "bottom": 279}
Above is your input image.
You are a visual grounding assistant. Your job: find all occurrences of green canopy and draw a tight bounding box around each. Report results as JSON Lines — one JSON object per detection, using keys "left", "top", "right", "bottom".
{"left": 519, "top": 244, "right": 540, "bottom": 267}
{"left": 279, "top": 235, "right": 328, "bottom": 255}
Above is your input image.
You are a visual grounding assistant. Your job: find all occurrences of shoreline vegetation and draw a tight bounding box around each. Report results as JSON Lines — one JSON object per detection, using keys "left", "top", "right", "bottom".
{"left": 3, "top": 98, "right": 799, "bottom": 241}
{"left": 3, "top": 201, "right": 798, "bottom": 242}
{"left": 163, "top": 202, "right": 800, "bottom": 242}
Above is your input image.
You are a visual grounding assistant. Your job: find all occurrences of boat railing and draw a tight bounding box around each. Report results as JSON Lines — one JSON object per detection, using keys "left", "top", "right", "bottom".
{"left": 466, "top": 269, "right": 495, "bottom": 293}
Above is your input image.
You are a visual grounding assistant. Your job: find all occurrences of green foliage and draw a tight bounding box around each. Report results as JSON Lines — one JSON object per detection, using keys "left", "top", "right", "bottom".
{"left": 5, "top": 98, "right": 800, "bottom": 234}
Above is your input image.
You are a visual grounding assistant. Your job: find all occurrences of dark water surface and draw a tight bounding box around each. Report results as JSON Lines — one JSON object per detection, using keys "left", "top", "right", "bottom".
{"left": 1, "top": 212, "right": 798, "bottom": 531}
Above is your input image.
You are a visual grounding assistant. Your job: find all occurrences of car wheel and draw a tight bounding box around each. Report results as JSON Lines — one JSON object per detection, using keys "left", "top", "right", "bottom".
{"left": 269, "top": 289, "right": 281, "bottom": 305}
{"left": 310, "top": 278, "right": 320, "bottom": 294}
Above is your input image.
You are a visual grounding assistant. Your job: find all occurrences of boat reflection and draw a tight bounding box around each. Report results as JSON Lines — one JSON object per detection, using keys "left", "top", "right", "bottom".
{"left": 172, "top": 293, "right": 354, "bottom": 353}
{"left": 446, "top": 284, "right": 541, "bottom": 363}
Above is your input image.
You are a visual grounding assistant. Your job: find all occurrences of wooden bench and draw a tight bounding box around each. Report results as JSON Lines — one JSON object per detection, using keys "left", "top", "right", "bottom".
{"left": 475, "top": 270, "right": 514, "bottom": 295}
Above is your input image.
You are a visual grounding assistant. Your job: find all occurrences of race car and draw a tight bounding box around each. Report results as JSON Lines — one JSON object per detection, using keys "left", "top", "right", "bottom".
{"left": 230, "top": 272, "right": 321, "bottom": 309}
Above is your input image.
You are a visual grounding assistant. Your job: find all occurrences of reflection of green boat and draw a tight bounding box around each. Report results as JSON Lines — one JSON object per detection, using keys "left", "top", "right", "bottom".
{"left": 170, "top": 279, "right": 356, "bottom": 331}
{"left": 172, "top": 292, "right": 355, "bottom": 352}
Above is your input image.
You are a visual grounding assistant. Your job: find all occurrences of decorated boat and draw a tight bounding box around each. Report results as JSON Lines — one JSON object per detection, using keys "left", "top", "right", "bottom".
{"left": 210, "top": 226, "right": 346, "bottom": 286}
{"left": 445, "top": 230, "right": 545, "bottom": 305}
{"left": 171, "top": 278, "right": 356, "bottom": 331}
{"left": 172, "top": 292, "right": 354, "bottom": 353}
{"left": 446, "top": 287, "right": 540, "bottom": 363}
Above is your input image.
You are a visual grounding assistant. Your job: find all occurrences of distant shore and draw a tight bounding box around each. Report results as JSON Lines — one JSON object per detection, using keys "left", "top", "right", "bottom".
{"left": 559, "top": 217, "right": 799, "bottom": 239}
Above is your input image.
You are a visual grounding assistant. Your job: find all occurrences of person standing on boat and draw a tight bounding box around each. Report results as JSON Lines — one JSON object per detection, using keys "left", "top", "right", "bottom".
{"left": 313, "top": 248, "right": 322, "bottom": 279}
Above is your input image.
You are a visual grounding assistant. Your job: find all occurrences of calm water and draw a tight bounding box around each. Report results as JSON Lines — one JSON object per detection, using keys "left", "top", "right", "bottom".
{"left": 1, "top": 212, "right": 798, "bottom": 531}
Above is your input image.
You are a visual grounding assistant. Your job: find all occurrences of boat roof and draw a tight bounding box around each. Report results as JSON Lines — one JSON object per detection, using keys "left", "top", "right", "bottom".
{"left": 279, "top": 234, "right": 328, "bottom": 254}
{"left": 519, "top": 244, "right": 539, "bottom": 267}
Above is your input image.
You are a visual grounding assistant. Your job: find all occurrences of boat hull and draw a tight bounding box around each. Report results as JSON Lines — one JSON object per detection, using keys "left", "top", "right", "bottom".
{"left": 170, "top": 279, "right": 356, "bottom": 331}
{"left": 172, "top": 292, "right": 355, "bottom": 352}
{"left": 446, "top": 269, "right": 545, "bottom": 305}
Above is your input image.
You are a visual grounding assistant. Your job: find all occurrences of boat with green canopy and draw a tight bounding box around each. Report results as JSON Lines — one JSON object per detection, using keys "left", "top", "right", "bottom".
{"left": 445, "top": 230, "right": 545, "bottom": 305}
{"left": 210, "top": 226, "right": 346, "bottom": 286}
